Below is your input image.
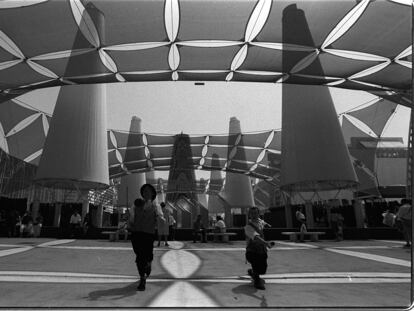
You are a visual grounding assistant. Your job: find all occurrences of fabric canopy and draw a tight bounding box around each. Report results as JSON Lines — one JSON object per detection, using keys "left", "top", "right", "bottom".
{"left": 0, "top": 0, "right": 411, "bottom": 104}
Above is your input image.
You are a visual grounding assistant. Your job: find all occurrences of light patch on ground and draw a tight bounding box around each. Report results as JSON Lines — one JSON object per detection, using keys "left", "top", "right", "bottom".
{"left": 326, "top": 248, "right": 410, "bottom": 267}
{"left": 161, "top": 249, "right": 200, "bottom": 278}
{"left": 148, "top": 281, "right": 218, "bottom": 307}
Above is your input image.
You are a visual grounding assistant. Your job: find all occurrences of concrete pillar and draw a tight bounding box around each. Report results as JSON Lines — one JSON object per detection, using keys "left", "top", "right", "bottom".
{"left": 31, "top": 199, "right": 40, "bottom": 220}
{"left": 221, "top": 117, "right": 254, "bottom": 227}
{"left": 34, "top": 5, "right": 108, "bottom": 190}
{"left": 81, "top": 193, "right": 89, "bottom": 223}
{"left": 304, "top": 201, "right": 314, "bottom": 228}
{"left": 95, "top": 205, "right": 103, "bottom": 228}
{"left": 53, "top": 203, "right": 62, "bottom": 227}
{"left": 119, "top": 116, "right": 146, "bottom": 206}
{"left": 224, "top": 206, "right": 233, "bottom": 228}
{"left": 285, "top": 204, "right": 292, "bottom": 228}
{"left": 353, "top": 199, "right": 365, "bottom": 228}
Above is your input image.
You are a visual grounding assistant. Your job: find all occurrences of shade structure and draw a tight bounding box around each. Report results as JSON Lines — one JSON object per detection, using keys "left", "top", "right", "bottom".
{"left": 280, "top": 84, "right": 358, "bottom": 192}
{"left": 34, "top": 4, "right": 108, "bottom": 190}
{"left": 280, "top": 4, "right": 358, "bottom": 192}
{"left": 0, "top": 0, "right": 410, "bottom": 105}
{"left": 117, "top": 116, "right": 146, "bottom": 206}
{"left": 220, "top": 117, "right": 255, "bottom": 207}
{"left": 34, "top": 83, "right": 109, "bottom": 190}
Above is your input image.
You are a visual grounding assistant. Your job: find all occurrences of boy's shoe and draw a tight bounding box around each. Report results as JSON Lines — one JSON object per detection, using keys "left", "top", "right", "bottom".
{"left": 165, "top": 242, "right": 169, "bottom": 247}
{"left": 254, "top": 278, "right": 265, "bottom": 290}
{"left": 137, "top": 278, "right": 146, "bottom": 291}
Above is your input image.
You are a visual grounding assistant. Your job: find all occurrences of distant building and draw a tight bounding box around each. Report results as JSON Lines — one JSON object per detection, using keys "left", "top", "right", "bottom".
{"left": 349, "top": 137, "right": 407, "bottom": 198}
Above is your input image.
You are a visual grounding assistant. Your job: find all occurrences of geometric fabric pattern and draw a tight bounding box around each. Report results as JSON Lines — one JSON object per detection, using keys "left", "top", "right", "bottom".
{"left": 108, "top": 130, "right": 281, "bottom": 183}
{"left": 0, "top": 0, "right": 411, "bottom": 106}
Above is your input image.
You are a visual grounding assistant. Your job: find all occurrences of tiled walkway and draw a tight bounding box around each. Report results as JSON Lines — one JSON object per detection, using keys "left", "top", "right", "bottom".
{"left": 0, "top": 238, "right": 411, "bottom": 309}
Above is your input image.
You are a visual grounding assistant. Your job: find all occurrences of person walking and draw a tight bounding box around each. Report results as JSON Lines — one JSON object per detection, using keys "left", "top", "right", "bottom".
{"left": 295, "top": 206, "right": 307, "bottom": 242}
{"left": 193, "top": 215, "right": 206, "bottom": 243}
{"left": 157, "top": 202, "right": 170, "bottom": 247}
{"left": 128, "top": 184, "right": 164, "bottom": 291}
{"left": 244, "top": 207, "right": 273, "bottom": 290}
{"left": 396, "top": 199, "right": 412, "bottom": 248}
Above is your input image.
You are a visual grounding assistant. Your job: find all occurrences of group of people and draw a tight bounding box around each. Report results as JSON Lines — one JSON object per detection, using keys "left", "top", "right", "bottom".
{"left": 128, "top": 183, "right": 273, "bottom": 291}
{"left": 192, "top": 214, "right": 226, "bottom": 243}
{"left": 382, "top": 198, "right": 412, "bottom": 248}
{"left": 0, "top": 210, "right": 43, "bottom": 238}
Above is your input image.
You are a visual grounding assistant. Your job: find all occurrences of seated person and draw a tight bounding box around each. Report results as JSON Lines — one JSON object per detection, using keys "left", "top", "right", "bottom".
{"left": 193, "top": 215, "right": 206, "bottom": 243}
{"left": 214, "top": 215, "right": 227, "bottom": 242}
{"left": 214, "top": 215, "right": 226, "bottom": 233}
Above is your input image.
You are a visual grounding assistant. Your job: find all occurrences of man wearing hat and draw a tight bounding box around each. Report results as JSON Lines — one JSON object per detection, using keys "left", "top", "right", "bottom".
{"left": 128, "top": 183, "right": 165, "bottom": 291}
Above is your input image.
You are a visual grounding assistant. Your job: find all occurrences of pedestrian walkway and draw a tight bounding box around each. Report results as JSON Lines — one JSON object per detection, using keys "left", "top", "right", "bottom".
{"left": 0, "top": 238, "right": 410, "bottom": 309}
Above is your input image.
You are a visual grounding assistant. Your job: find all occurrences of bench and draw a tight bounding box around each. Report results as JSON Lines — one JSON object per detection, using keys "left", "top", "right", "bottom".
{"left": 206, "top": 232, "right": 237, "bottom": 242}
{"left": 281, "top": 231, "right": 325, "bottom": 242}
{"left": 102, "top": 231, "right": 130, "bottom": 242}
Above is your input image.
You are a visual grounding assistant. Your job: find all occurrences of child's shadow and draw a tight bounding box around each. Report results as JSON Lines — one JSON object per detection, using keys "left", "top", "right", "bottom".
{"left": 232, "top": 284, "right": 268, "bottom": 307}
{"left": 86, "top": 282, "right": 137, "bottom": 301}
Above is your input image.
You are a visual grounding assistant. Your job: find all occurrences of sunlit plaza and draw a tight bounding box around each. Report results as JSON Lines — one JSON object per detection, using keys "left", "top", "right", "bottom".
{"left": 0, "top": 238, "right": 410, "bottom": 309}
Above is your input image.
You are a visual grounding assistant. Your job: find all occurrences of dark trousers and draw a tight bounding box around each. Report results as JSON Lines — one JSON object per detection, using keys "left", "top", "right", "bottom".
{"left": 131, "top": 231, "right": 155, "bottom": 278}
{"left": 246, "top": 251, "right": 268, "bottom": 276}
{"left": 193, "top": 229, "right": 206, "bottom": 242}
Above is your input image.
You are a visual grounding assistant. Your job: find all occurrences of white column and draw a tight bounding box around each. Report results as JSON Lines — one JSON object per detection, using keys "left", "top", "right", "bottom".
{"left": 34, "top": 6, "right": 108, "bottom": 191}
{"left": 353, "top": 199, "right": 365, "bottom": 228}
{"left": 221, "top": 117, "right": 254, "bottom": 227}
{"left": 53, "top": 203, "right": 62, "bottom": 227}
{"left": 119, "top": 116, "right": 146, "bottom": 206}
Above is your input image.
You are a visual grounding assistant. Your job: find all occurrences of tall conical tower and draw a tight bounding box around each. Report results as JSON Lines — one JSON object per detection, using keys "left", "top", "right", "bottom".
{"left": 220, "top": 117, "right": 254, "bottom": 227}
{"left": 280, "top": 5, "right": 358, "bottom": 193}
{"left": 166, "top": 133, "right": 199, "bottom": 227}
{"left": 118, "top": 116, "right": 146, "bottom": 207}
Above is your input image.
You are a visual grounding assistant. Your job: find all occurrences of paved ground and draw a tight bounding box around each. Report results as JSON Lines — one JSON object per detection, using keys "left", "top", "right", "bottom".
{"left": 0, "top": 237, "right": 411, "bottom": 310}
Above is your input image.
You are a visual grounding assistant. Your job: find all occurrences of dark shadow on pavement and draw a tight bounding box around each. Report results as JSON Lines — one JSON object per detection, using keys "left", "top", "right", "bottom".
{"left": 86, "top": 282, "right": 138, "bottom": 301}
{"left": 232, "top": 283, "right": 268, "bottom": 307}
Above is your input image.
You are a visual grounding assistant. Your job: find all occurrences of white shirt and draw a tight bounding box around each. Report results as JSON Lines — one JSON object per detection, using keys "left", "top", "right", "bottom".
{"left": 244, "top": 218, "right": 265, "bottom": 241}
{"left": 70, "top": 214, "right": 81, "bottom": 225}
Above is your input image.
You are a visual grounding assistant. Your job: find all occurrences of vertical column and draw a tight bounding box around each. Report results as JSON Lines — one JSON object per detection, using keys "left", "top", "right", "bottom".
{"left": 81, "top": 192, "right": 89, "bottom": 223}
{"left": 285, "top": 204, "right": 292, "bottom": 228}
{"left": 304, "top": 201, "right": 314, "bottom": 228}
{"left": 31, "top": 199, "right": 40, "bottom": 220}
{"left": 95, "top": 205, "right": 103, "bottom": 228}
{"left": 53, "top": 203, "right": 62, "bottom": 227}
{"left": 119, "top": 116, "right": 146, "bottom": 207}
{"left": 353, "top": 199, "right": 365, "bottom": 228}
{"left": 221, "top": 117, "right": 254, "bottom": 228}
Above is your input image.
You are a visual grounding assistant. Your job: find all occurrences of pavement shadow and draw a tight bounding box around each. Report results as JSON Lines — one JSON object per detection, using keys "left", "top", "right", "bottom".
{"left": 86, "top": 282, "right": 138, "bottom": 301}
{"left": 232, "top": 283, "right": 268, "bottom": 307}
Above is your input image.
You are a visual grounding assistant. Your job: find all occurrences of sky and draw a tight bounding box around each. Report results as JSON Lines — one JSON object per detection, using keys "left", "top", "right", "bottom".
{"left": 19, "top": 81, "right": 410, "bottom": 140}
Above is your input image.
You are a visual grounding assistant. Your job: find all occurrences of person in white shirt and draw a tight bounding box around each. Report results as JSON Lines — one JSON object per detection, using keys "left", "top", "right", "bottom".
{"left": 69, "top": 210, "right": 82, "bottom": 238}
{"left": 244, "top": 207, "right": 273, "bottom": 290}
{"left": 215, "top": 215, "right": 226, "bottom": 233}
